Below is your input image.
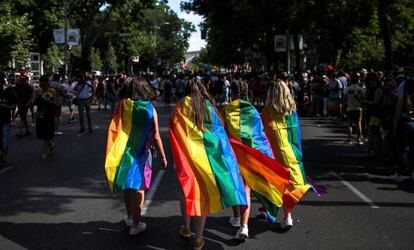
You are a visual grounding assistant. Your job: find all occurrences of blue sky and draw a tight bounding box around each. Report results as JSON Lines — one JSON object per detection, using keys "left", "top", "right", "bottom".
{"left": 167, "top": 0, "right": 206, "bottom": 52}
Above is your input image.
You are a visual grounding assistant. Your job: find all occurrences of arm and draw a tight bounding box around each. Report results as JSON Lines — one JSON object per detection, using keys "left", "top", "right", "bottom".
{"left": 153, "top": 108, "right": 167, "bottom": 169}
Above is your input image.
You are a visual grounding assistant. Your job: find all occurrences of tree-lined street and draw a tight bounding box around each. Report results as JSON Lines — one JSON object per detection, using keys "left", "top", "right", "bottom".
{"left": 0, "top": 106, "right": 413, "bottom": 249}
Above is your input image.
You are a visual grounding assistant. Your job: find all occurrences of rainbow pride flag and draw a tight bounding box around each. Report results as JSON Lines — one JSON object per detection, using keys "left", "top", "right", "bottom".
{"left": 261, "top": 106, "right": 313, "bottom": 210}
{"left": 223, "top": 100, "right": 290, "bottom": 222}
{"left": 105, "top": 99, "right": 155, "bottom": 195}
{"left": 169, "top": 97, "right": 247, "bottom": 216}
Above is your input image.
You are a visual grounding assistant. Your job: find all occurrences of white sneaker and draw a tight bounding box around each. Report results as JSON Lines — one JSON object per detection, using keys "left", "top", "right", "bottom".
{"left": 228, "top": 216, "right": 241, "bottom": 227}
{"left": 234, "top": 224, "right": 248, "bottom": 241}
{"left": 124, "top": 215, "right": 132, "bottom": 227}
{"left": 281, "top": 216, "right": 293, "bottom": 229}
{"left": 389, "top": 174, "right": 404, "bottom": 183}
{"left": 129, "top": 221, "right": 147, "bottom": 235}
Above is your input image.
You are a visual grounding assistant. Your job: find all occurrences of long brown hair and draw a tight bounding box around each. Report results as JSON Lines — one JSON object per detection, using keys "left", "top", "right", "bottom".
{"left": 127, "top": 77, "right": 156, "bottom": 101}
{"left": 266, "top": 79, "right": 296, "bottom": 116}
{"left": 231, "top": 79, "right": 249, "bottom": 101}
{"left": 186, "top": 79, "right": 215, "bottom": 131}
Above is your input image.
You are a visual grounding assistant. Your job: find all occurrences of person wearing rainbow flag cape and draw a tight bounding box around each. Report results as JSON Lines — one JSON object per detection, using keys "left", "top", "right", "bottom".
{"left": 105, "top": 78, "right": 167, "bottom": 236}
{"left": 261, "top": 79, "right": 317, "bottom": 229}
{"left": 222, "top": 79, "right": 291, "bottom": 241}
{"left": 169, "top": 79, "right": 247, "bottom": 250}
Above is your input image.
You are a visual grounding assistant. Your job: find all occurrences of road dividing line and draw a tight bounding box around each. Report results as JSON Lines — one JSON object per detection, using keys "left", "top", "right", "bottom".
{"left": 330, "top": 171, "right": 380, "bottom": 209}
{"left": 142, "top": 170, "right": 165, "bottom": 215}
{"left": 0, "top": 166, "right": 12, "bottom": 175}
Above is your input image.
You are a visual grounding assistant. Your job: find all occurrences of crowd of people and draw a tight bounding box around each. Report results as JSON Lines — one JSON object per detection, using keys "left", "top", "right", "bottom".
{"left": 1, "top": 65, "right": 413, "bottom": 249}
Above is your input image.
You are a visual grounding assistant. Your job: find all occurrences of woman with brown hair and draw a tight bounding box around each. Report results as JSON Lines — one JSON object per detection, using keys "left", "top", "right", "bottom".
{"left": 105, "top": 77, "right": 167, "bottom": 236}
{"left": 169, "top": 78, "right": 247, "bottom": 249}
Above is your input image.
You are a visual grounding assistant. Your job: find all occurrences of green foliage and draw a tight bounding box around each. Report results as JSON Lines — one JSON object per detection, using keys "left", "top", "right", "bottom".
{"left": 0, "top": 2, "right": 33, "bottom": 69}
{"left": 90, "top": 47, "right": 103, "bottom": 71}
{"left": 43, "top": 43, "right": 64, "bottom": 72}
{"left": 106, "top": 43, "right": 118, "bottom": 74}
{"left": 185, "top": 0, "right": 414, "bottom": 70}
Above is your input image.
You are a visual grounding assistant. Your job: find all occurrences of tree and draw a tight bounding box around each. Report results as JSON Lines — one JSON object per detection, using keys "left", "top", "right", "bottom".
{"left": 43, "top": 43, "right": 64, "bottom": 72}
{"left": 90, "top": 47, "right": 103, "bottom": 71}
{"left": 0, "top": 2, "right": 33, "bottom": 69}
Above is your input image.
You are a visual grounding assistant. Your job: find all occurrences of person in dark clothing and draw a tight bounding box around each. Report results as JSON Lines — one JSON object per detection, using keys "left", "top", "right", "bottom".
{"left": 15, "top": 75, "right": 34, "bottom": 137}
{"left": 0, "top": 72, "right": 18, "bottom": 166}
{"left": 163, "top": 77, "right": 173, "bottom": 107}
{"left": 35, "top": 76, "right": 56, "bottom": 160}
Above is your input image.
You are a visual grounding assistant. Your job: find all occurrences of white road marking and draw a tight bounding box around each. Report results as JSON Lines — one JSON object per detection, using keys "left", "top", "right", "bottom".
{"left": 330, "top": 171, "right": 380, "bottom": 208}
{"left": 98, "top": 227, "right": 120, "bottom": 232}
{"left": 141, "top": 170, "right": 165, "bottom": 215}
{"left": 0, "top": 166, "right": 12, "bottom": 175}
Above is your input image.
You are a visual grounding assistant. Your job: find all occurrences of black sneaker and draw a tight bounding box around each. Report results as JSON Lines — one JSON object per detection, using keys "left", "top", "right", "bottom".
{"left": 78, "top": 128, "right": 85, "bottom": 134}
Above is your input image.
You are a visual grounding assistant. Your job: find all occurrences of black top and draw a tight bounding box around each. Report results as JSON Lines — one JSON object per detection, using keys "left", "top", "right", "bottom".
{"left": 0, "top": 87, "right": 18, "bottom": 123}
{"left": 15, "top": 83, "right": 33, "bottom": 106}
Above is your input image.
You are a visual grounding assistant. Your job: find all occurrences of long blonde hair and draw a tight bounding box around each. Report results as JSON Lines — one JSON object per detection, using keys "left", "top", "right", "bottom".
{"left": 266, "top": 79, "right": 296, "bottom": 116}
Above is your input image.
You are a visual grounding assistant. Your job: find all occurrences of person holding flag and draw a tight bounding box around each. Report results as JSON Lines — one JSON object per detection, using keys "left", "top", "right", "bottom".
{"left": 261, "top": 79, "right": 319, "bottom": 229}
{"left": 104, "top": 77, "right": 167, "bottom": 236}
{"left": 222, "top": 79, "right": 290, "bottom": 241}
{"left": 169, "top": 79, "right": 247, "bottom": 250}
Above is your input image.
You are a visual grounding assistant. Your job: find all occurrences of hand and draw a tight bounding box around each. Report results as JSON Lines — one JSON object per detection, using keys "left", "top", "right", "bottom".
{"left": 161, "top": 157, "right": 168, "bottom": 169}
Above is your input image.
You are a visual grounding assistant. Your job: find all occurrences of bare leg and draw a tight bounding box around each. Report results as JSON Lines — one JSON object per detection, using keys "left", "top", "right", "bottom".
{"left": 139, "top": 190, "right": 145, "bottom": 210}
{"left": 347, "top": 126, "right": 353, "bottom": 140}
{"left": 131, "top": 190, "right": 143, "bottom": 226}
{"left": 193, "top": 216, "right": 206, "bottom": 241}
{"left": 241, "top": 185, "right": 251, "bottom": 225}
{"left": 179, "top": 189, "right": 190, "bottom": 230}
{"left": 124, "top": 189, "right": 131, "bottom": 217}
{"left": 232, "top": 206, "right": 240, "bottom": 218}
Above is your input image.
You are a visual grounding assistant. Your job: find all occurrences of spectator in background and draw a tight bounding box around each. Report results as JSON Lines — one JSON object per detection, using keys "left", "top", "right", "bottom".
{"left": 49, "top": 74, "right": 66, "bottom": 135}
{"left": 104, "top": 77, "right": 117, "bottom": 114}
{"left": 364, "top": 73, "right": 383, "bottom": 155}
{"left": 96, "top": 77, "right": 105, "bottom": 111}
{"left": 343, "top": 73, "right": 364, "bottom": 144}
{"left": 15, "top": 75, "right": 33, "bottom": 137}
{"left": 163, "top": 76, "right": 173, "bottom": 107}
{"left": 35, "top": 76, "right": 56, "bottom": 160}
{"left": 308, "top": 75, "right": 324, "bottom": 117}
{"left": 223, "top": 75, "right": 231, "bottom": 104}
{"left": 327, "top": 72, "right": 343, "bottom": 120}
{"left": 75, "top": 75, "right": 93, "bottom": 134}
{"left": 175, "top": 74, "right": 186, "bottom": 101}
{"left": 64, "top": 77, "right": 77, "bottom": 123}
{"left": 0, "top": 72, "right": 17, "bottom": 167}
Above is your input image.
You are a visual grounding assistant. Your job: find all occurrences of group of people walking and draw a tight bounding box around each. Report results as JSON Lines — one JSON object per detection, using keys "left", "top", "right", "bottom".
{"left": 104, "top": 75, "right": 317, "bottom": 249}
{"left": 0, "top": 72, "right": 94, "bottom": 164}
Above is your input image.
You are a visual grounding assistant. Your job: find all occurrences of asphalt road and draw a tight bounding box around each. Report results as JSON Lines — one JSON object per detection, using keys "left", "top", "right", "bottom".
{"left": 0, "top": 102, "right": 413, "bottom": 250}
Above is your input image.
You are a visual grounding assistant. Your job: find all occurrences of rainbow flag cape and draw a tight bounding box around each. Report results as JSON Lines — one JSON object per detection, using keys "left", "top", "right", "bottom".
{"left": 169, "top": 97, "right": 247, "bottom": 216}
{"left": 261, "top": 106, "right": 315, "bottom": 210}
{"left": 105, "top": 99, "right": 155, "bottom": 195}
{"left": 223, "top": 100, "right": 290, "bottom": 222}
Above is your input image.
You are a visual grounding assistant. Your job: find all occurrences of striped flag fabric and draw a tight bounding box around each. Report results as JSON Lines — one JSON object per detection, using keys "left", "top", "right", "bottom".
{"left": 169, "top": 97, "right": 247, "bottom": 216}
{"left": 223, "top": 99, "right": 291, "bottom": 222}
{"left": 105, "top": 99, "right": 155, "bottom": 195}
{"left": 261, "top": 106, "right": 313, "bottom": 210}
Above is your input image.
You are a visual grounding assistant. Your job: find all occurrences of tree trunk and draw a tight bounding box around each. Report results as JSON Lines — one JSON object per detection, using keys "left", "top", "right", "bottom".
{"left": 378, "top": 0, "right": 394, "bottom": 70}
{"left": 293, "top": 33, "right": 302, "bottom": 73}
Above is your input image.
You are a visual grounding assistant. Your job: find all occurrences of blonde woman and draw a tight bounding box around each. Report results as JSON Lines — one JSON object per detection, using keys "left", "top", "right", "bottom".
{"left": 261, "top": 79, "right": 312, "bottom": 229}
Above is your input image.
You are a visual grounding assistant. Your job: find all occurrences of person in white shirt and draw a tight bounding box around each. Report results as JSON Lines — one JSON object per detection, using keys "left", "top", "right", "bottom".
{"left": 343, "top": 73, "right": 364, "bottom": 144}
{"left": 74, "top": 75, "right": 93, "bottom": 133}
